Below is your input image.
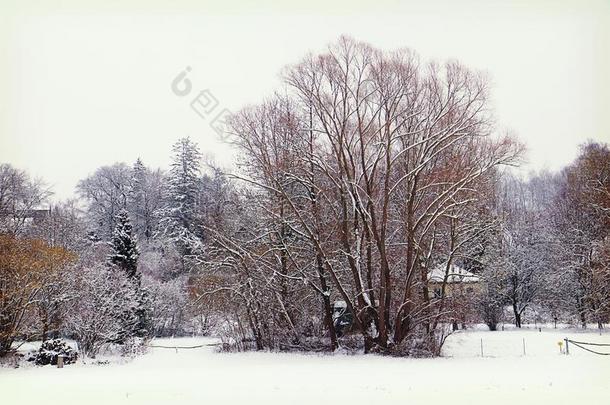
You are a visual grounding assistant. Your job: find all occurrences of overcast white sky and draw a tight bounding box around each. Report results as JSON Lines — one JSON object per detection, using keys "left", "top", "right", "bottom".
{"left": 1, "top": 0, "right": 609, "bottom": 200}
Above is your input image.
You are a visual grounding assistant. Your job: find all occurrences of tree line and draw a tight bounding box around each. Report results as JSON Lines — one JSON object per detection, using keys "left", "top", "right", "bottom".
{"left": 1, "top": 37, "right": 608, "bottom": 357}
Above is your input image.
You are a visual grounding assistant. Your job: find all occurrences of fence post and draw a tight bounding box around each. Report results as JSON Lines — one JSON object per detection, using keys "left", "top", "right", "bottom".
{"left": 480, "top": 338, "right": 484, "bottom": 357}
{"left": 522, "top": 338, "right": 526, "bottom": 356}
{"left": 564, "top": 338, "right": 569, "bottom": 355}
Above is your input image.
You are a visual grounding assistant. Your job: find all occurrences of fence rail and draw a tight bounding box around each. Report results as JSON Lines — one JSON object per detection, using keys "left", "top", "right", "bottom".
{"left": 147, "top": 342, "right": 222, "bottom": 350}
{"left": 565, "top": 338, "right": 610, "bottom": 356}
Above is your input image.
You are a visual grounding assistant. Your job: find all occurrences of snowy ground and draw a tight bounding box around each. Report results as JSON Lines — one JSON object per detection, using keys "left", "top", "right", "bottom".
{"left": 1, "top": 328, "right": 609, "bottom": 405}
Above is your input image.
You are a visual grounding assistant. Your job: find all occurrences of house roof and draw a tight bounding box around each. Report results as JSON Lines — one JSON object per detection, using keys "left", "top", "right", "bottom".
{"left": 428, "top": 263, "right": 481, "bottom": 284}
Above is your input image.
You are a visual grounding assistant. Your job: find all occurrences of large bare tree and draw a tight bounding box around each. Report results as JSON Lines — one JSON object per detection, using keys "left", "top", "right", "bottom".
{"left": 219, "top": 37, "right": 522, "bottom": 354}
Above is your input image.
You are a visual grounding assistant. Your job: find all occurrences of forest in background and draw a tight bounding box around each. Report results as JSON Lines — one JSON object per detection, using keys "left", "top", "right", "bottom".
{"left": 1, "top": 38, "right": 609, "bottom": 358}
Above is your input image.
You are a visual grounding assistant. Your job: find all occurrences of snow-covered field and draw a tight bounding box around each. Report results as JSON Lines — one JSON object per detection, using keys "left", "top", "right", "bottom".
{"left": 1, "top": 328, "right": 609, "bottom": 405}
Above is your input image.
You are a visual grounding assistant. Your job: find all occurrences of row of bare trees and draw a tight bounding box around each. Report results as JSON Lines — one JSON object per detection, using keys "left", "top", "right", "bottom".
{"left": 553, "top": 143, "right": 610, "bottom": 328}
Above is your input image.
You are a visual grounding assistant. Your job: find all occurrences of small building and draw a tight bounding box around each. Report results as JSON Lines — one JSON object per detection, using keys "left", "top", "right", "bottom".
{"left": 428, "top": 263, "right": 481, "bottom": 298}
{"left": 428, "top": 263, "right": 482, "bottom": 329}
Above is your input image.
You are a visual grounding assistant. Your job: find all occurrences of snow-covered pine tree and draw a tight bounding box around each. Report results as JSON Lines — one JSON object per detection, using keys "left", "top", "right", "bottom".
{"left": 108, "top": 209, "right": 150, "bottom": 337}
{"left": 108, "top": 209, "right": 140, "bottom": 279}
{"left": 157, "top": 137, "right": 204, "bottom": 274}
{"left": 129, "top": 158, "right": 150, "bottom": 240}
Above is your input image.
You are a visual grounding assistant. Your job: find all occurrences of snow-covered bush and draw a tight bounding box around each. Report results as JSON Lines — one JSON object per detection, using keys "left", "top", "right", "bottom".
{"left": 29, "top": 339, "right": 78, "bottom": 366}
{"left": 143, "top": 276, "right": 189, "bottom": 337}
{"left": 477, "top": 283, "right": 505, "bottom": 331}
{"left": 119, "top": 337, "right": 148, "bottom": 358}
{"left": 67, "top": 265, "right": 142, "bottom": 357}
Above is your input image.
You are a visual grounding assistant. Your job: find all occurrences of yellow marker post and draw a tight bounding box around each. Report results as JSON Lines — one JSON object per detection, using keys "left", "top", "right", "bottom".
{"left": 558, "top": 341, "right": 564, "bottom": 354}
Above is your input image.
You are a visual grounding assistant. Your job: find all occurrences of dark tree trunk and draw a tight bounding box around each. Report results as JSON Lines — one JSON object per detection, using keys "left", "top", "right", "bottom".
{"left": 0, "top": 339, "right": 13, "bottom": 357}
{"left": 42, "top": 323, "right": 48, "bottom": 342}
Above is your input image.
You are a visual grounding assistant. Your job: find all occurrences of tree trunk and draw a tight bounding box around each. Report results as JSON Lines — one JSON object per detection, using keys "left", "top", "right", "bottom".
{"left": 514, "top": 311, "right": 522, "bottom": 328}
{"left": 0, "top": 339, "right": 13, "bottom": 357}
{"left": 42, "top": 322, "right": 48, "bottom": 342}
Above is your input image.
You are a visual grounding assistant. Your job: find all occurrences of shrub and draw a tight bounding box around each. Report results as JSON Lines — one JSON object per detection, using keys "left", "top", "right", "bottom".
{"left": 29, "top": 339, "right": 78, "bottom": 366}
